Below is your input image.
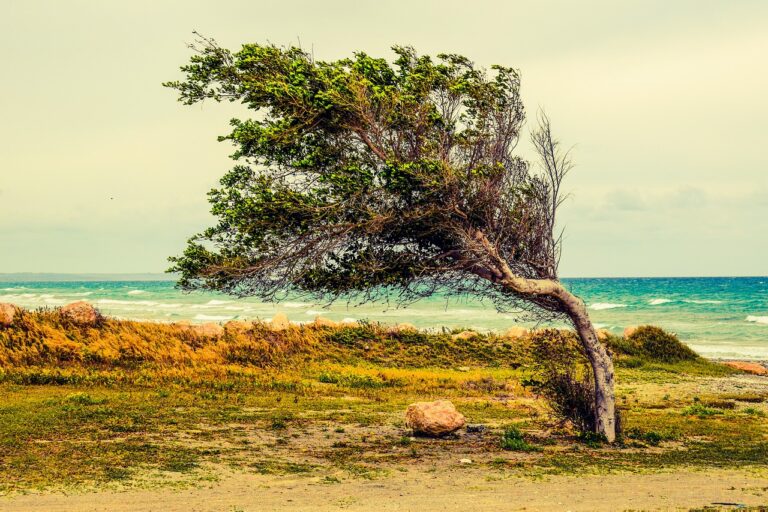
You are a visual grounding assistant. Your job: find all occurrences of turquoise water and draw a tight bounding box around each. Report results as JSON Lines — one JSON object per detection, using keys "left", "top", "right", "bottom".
{"left": 1, "top": 276, "right": 766, "bottom": 360}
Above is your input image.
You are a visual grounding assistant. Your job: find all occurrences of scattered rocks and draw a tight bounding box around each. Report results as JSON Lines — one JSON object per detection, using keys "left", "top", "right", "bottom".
{"left": 60, "top": 301, "right": 100, "bottom": 325}
{"left": 623, "top": 325, "right": 638, "bottom": 338}
{"left": 451, "top": 330, "right": 478, "bottom": 341}
{"left": 0, "top": 303, "right": 20, "bottom": 326}
{"left": 465, "top": 424, "right": 487, "bottom": 434}
{"left": 504, "top": 326, "right": 529, "bottom": 339}
{"left": 723, "top": 361, "right": 768, "bottom": 376}
{"left": 405, "top": 399, "right": 466, "bottom": 437}
{"left": 270, "top": 312, "right": 291, "bottom": 331}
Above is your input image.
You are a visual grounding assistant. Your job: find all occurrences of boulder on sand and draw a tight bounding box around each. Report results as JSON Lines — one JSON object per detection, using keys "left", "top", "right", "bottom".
{"left": 405, "top": 399, "right": 466, "bottom": 437}
{"left": 596, "top": 328, "right": 611, "bottom": 341}
{"left": 623, "top": 325, "right": 638, "bottom": 338}
{"left": 0, "top": 303, "right": 20, "bottom": 326}
{"left": 60, "top": 301, "right": 100, "bottom": 325}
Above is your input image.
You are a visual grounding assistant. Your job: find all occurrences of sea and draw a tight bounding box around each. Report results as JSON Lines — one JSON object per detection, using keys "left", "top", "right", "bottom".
{"left": 1, "top": 275, "right": 766, "bottom": 360}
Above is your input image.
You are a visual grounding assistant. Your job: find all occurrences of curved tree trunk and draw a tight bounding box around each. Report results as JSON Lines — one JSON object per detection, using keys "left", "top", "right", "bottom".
{"left": 558, "top": 289, "right": 617, "bottom": 442}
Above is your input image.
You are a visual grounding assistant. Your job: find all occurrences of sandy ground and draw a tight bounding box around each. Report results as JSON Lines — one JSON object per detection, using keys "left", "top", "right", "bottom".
{"left": 3, "top": 468, "right": 768, "bottom": 512}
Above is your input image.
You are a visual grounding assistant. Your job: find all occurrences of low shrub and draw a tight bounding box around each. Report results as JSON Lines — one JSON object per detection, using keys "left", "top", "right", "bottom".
{"left": 625, "top": 326, "right": 698, "bottom": 362}
{"left": 499, "top": 426, "right": 538, "bottom": 452}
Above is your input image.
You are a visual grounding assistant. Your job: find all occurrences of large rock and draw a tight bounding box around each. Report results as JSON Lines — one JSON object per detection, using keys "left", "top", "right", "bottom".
{"left": 623, "top": 325, "right": 638, "bottom": 338}
{"left": 60, "top": 301, "right": 100, "bottom": 325}
{"left": 405, "top": 400, "right": 466, "bottom": 437}
{"left": 596, "top": 328, "right": 612, "bottom": 341}
{"left": 0, "top": 303, "right": 19, "bottom": 326}
{"left": 723, "top": 361, "right": 768, "bottom": 376}
{"left": 270, "top": 312, "right": 291, "bottom": 331}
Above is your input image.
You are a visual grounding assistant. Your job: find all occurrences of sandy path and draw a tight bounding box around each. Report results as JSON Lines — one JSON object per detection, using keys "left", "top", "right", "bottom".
{"left": 3, "top": 468, "right": 767, "bottom": 511}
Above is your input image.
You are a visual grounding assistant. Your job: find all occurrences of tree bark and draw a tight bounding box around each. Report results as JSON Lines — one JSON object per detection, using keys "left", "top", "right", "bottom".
{"left": 471, "top": 231, "right": 617, "bottom": 442}
{"left": 557, "top": 288, "right": 617, "bottom": 443}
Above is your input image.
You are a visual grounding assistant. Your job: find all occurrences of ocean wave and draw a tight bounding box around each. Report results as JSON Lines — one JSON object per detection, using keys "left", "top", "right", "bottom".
{"left": 66, "top": 291, "right": 94, "bottom": 297}
{"left": 194, "top": 314, "right": 233, "bottom": 321}
{"left": 205, "top": 299, "right": 230, "bottom": 306}
{"left": 589, "top": 303, "right": 627, "bottom": 311}
{"left": 684, "top": 299, "right": 723, "bottom": 304}
{"left": 95, "top": 299, "right": 159, "bottom": 306}
{"left": 305, "top": 310, "right": 324, "bottom": 316}
{"left": 1, "top": 287, "right": 27, "bottom": 291}
{"left": 283, "top": 302, "right": 309, "bottom": 308}
{"left": 648, "top": 298, "right": 673, "bottom": 306}
{"left": 127, "top": 290, "right": 145, "bottom": 295}
{"left": 341, "top": 317, "right": 358, "bottom": 323}
{"left": 746, "top": 315, "right": 768, "bottom": 325}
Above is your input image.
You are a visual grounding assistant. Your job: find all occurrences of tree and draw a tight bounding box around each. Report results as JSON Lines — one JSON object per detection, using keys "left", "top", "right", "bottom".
{"left": 164, "top": 35, "right": 617, "bottom": 441}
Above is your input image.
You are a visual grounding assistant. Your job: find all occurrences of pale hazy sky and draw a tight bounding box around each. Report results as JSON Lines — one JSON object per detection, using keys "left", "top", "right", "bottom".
{"left": 0, "top": 1, "right": 766, "bottom": 277}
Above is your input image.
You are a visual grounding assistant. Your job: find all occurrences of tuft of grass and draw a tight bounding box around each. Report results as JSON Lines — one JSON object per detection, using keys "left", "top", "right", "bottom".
{"left": 499, "top": 426, "right": 538, "bottom": 452}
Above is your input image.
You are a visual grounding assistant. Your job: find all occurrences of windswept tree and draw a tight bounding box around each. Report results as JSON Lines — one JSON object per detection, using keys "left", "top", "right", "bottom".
{"left": 165, "top": 35, "right": 617, "bottom": 441}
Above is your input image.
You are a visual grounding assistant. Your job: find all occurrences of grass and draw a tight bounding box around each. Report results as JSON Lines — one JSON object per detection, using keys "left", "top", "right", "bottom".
{"left": 0, "top": 309, "right": 765, "bottom": 493}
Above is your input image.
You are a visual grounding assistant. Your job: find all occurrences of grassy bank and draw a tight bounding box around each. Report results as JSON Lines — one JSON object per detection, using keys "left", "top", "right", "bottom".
{"left": 0, "top": 310, "right": 766, "bottom": 494}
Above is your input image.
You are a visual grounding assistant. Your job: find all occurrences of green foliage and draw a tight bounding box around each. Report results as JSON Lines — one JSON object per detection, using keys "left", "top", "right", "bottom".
{"left": 523, "top": 330, "right": 600, "bottom": 435}
{"left": 681, "top": 403, "right": 722, "bottom": 418}
{"left": 163, "top": 37, "right": 556, "bottom": 311}
{"left": 622, "top": 326, "right": 699, "bottom": 363}
{"left": 499, "top": 426, "right": 538, "bottom": 452}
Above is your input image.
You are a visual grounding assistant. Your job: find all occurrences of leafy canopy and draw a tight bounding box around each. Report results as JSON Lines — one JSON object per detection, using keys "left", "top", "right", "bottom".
{"left": 165, "top": 35, "right": 566, "bottom": 311}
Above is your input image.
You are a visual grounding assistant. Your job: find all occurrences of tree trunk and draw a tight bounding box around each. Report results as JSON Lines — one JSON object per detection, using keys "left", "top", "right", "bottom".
{"left": 559, "top": 290, "right": 617, "bottom": 443}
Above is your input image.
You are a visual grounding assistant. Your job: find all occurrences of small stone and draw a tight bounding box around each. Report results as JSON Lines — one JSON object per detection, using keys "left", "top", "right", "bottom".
{"left": 457, "top": 366, "right": 471, "bottom": 372}
{"left": 624, "top": 325, "right": 638, "bottom": 338}
{"left": 465, "top": 424, "right": 487, "bottom": 433}
{"left": 459, "top": 458, "right": 472, "bottom": 464}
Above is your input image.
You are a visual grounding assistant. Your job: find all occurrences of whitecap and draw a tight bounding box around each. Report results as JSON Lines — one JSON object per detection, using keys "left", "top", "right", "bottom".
{"left": 589, "top": 303, "right": 627, "bottom": 310}
{"left": 283, "top": 302, "right": 309, "bottom": 308}
{"left": 341, "top": 317, "right": 358, "bottom": 323}
{"left": 684, "top": 299, "right": 723, "bottom": 304}
{"left": 746, "top": 315, "right": 768, "bottom": 325}
{"left": 127, "top": 290, "right": 145, "bottom": 295}
{"left": 1, "top": 287, "right": 27, "bottom": 291}
{"left": 205, "top": 299, "right": 230, "bottom": 306}
{"left": 648, "top": 298, "right": 673, "bottom": 306}
{"left": 195, "top": 314, "right": 233, "bottom": 321}
{"left": 305, "top": 310, "right": 324, "bottom": 316}
{"left": 95, "top": 299, "right": 158, "bottom": 306}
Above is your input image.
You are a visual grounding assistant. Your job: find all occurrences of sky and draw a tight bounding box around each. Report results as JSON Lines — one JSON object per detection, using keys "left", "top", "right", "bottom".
{"left": 0, "top": 0, "right": 766, "bottom": 277}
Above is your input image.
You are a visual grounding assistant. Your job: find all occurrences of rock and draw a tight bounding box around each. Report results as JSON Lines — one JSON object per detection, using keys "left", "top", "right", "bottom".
{"left": 224, "top": 320, "right": 251, "bottom": 334}
{"left": 596, "top": 328, "right": 611, "bottom": 341}
{"left": 60, "top": 301, "right": 100, "bottom": 325}
{"left": 456, "top": 366, "right": 471, "bottom": 372}
{"left": 465, "top": 424, "right": 487, "bottom": 434}
{"left": 0, "top": 303, "right": 19, "bottom": 326}
{"left": 504, "top": 326, "right": 529, "bottom": 339}
{"left": 395, "top": 322, "right": 417, "bottom": 332}
{"left": 314, "top": 316, "right": 339, "bottom": 328}
{"left": 405, "top": 399, "right": 466, "bottom": 437}
{"left": 452, "top": 330, "right": 478, "bottom": 341}
{"left": 459, "top": 458, "right": 472, "bottom": 464}
{"left": 623, "top": 325, "right": 638, "bottom": 338}
{"left": 270, "top": 312, "right": 291, "bottom": 331}
{"left": 723, "top": 361, "right": 768, "bottom": 376}
{"left": 194, "top": 322, "right": 225, "bottom": 337}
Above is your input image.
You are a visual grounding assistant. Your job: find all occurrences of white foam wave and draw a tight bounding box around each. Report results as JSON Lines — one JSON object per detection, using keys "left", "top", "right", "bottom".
{"left": 95, "top": 299, "right": 158, "bottom": 306}
{"left": 589, "top": 303, "right": 627, "bottom": 311}
{"left": 127, "top": 290, "right": 145, "bottom": 295}
{"left": 341, "top": 317, "right": 357, "bottom": 323}
{"left": 305, "top": 310, "right": 324, "bottom": 316}
{"left": 67, "top": 292, "right": 94, "bottom": 297}
{"left": 746, "top": 315, "right": 768, "bottom": 325}
{"left": 194, "top": 314, "right": 233, "bottom": 321}
{"left": 283, "top": 302, "right": 309, "bottom": 308}
{"left": 1, "top": 287, "right": 27, "bottom": 291}
{"left": 684, "top": 299, "right": 723, "bottom": 304}
{"left": 205, "top": 299, "right": 230, "bottom": 306}
{"left": 648, "top": 298, "right": 673, "bottom": 306}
